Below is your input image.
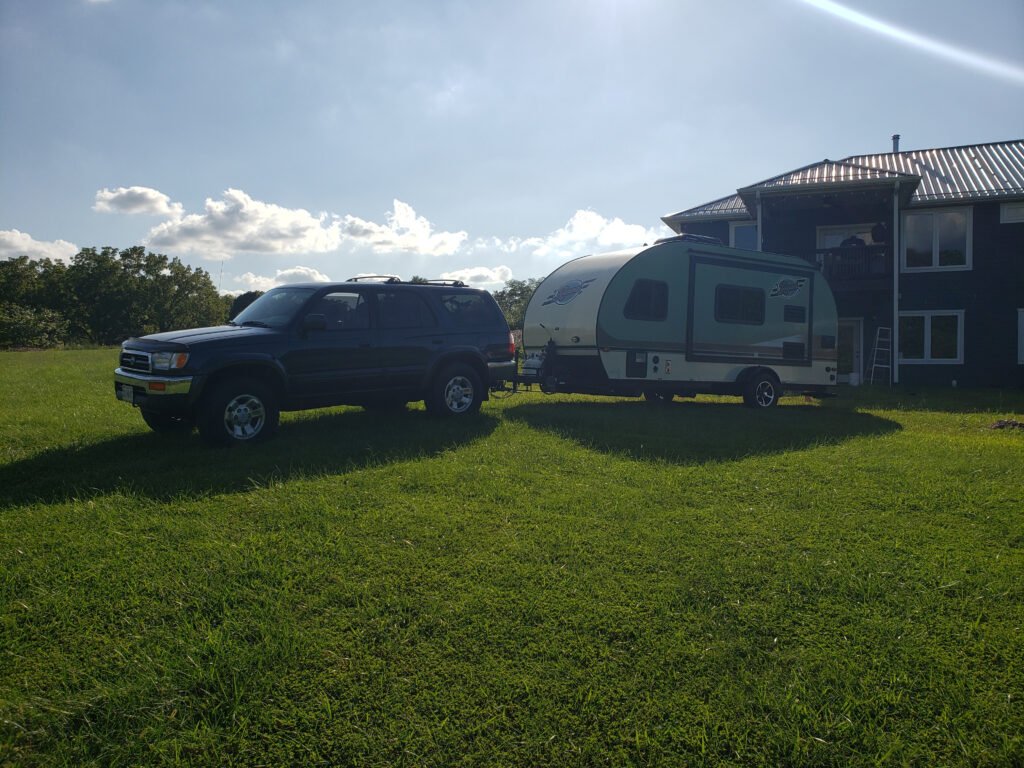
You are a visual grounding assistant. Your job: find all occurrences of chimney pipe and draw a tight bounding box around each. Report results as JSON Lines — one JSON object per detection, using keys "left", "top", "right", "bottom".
{"left": 892, "top": 134, "right": 901, "bottom": 153}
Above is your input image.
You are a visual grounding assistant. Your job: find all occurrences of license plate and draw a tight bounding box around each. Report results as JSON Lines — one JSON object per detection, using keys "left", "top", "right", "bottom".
{"left": 117, "top": 383, "right": 134, "bottom": 404}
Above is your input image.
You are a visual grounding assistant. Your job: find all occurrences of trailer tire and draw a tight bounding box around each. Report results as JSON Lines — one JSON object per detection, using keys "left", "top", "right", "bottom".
{"left": 742, "top": 369, "right": 781, "bottom": 409}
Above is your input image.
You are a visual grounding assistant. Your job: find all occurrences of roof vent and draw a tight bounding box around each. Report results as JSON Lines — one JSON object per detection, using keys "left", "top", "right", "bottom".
{"left": 892, "top": 134, "right": 901, "bottom": 153}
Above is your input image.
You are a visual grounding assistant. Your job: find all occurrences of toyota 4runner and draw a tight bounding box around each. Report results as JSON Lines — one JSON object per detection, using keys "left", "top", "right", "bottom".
{"left": 113, "top": 277, "right": 516, "bottom": 445}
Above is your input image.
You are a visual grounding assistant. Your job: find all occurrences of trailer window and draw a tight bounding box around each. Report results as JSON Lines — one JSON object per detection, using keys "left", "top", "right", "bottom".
{"left": 623, "top": 279, "right": 668, "bottom": 321}
{"left": 715, "top": 284, "right": 764, "bottom": 325}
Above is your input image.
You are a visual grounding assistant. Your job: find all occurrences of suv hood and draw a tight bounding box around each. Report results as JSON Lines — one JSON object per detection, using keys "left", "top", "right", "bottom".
{"left": 125, "top": 325, "right": 276, "bottom": 348}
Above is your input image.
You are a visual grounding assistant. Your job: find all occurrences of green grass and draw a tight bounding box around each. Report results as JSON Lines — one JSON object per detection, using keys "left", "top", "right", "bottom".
{"left": 2, "top": 349, "right": 1023, "bottom": 766}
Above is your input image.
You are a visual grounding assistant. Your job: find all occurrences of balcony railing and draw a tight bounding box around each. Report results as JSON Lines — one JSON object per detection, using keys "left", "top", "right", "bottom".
{"left": 802, "top": 244, "right": 892, "bottom": 283}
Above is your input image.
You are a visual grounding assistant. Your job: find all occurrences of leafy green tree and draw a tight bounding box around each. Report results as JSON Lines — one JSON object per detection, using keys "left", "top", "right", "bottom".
{"left": 1, "top": 247, "right": 228, "bottom": 346}
{"left": 492, "top": 277, "right": 542, "bottom": 330}
{"left": 0, "top": 302, "right": 69, "bottom": 347}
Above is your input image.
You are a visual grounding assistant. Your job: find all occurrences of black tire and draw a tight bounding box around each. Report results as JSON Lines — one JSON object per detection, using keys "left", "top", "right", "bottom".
{"left": 197, "top": 378, "right": 279, "bottom": 446}
{"left": 742, "top": 370, "right": 781, "bottom": 409}
{"left": 140, "top": 409, "right": 194, "bottom": 434}
{"left": 643, "top": 390, "right": 673, "bottom": 405}
{"left": 425, "top": 363, "right": 483, "bottom": 417}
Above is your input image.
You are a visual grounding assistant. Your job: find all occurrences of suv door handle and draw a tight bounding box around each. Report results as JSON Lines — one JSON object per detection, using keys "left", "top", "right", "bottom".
{"left": 359, "top": 343, "right": 371, "bottom": 348}
{"left": 431, "top": 339, "right": 444, "bottom": 345}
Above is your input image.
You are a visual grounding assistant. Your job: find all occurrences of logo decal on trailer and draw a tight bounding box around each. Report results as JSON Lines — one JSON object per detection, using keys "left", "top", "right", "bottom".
{"left": 768, "top": 277, "right": 807, "bottom": 298}
{"left": 542, "top": 278, "right": 595, "bottom": 306}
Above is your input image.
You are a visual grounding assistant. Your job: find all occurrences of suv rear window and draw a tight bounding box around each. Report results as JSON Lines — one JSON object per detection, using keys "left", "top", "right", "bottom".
{"left": 379, "top": 291, "right": 437, "bottom": 329}
{"left": 439, "top": 293, "right": 501, "bottom": 327}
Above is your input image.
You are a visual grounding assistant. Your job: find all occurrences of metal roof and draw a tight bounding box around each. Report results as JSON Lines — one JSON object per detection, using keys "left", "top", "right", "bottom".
{"left": 663, "top": 140, "right": 1024, "bottom": 225}
{"left": 845, "top": 141, "right": 1024, "bottom": 202}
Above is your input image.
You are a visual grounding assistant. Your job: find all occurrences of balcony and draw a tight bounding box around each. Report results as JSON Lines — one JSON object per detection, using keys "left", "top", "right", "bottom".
{"left": 803, "top": 244, "right": 893, "bottom": 289}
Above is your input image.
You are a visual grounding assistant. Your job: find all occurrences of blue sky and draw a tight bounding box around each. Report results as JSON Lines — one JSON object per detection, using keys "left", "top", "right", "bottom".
{"left": 2, "top": 0, "right": 1022, "bottom": 293}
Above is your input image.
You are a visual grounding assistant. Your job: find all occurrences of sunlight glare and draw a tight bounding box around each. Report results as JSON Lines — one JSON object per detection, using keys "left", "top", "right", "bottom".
{"left": 797, "top": 0, "right": 1024, "bottom": 85}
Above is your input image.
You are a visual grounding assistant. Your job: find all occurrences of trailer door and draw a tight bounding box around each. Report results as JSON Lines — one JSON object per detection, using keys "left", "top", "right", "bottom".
{"left": 687, "top": 254, "right": 814, "bottom": 366}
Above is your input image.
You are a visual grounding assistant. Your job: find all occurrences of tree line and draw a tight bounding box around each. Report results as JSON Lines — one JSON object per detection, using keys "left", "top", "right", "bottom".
{"left": 0, "top": 247, "right": 544, "bottom": 348}
{"left": 0, "top": 247, "right": 230, "bottom": 347}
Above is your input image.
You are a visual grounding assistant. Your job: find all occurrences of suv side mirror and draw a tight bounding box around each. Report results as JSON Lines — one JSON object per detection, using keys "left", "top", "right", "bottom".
{"left": 302, "top": 313, "right": 327, "bottom": 332}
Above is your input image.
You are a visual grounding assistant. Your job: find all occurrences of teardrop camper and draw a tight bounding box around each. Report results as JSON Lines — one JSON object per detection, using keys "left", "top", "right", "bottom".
{"left": 520, "top": 235, "right": 839, "bottom": 407}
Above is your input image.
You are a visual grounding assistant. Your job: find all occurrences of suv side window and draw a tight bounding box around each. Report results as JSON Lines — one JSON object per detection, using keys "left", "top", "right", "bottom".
{"left": 379, "top": 291, "right": 437, "bottom": 329}
{"left": 439, "top": 292, "right": 499, "bottom": 327}
{"left": 310, "top": 291, "right": 370, "bottom": 330}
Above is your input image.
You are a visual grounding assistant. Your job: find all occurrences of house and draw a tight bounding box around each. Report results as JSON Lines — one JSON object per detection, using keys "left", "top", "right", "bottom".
{"left": 662, "top": 138, "right": 1024, "bottom": 388}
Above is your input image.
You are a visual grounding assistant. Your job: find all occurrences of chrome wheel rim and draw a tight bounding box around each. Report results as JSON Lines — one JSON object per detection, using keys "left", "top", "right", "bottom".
{"left": 754, "top": 381, "right": 776, "bottom": 407}
{"left": 223, "top": 393, "right": 266, "bottom": 439}
{"left": 443, "top": 375, "right": 474, "bottom": 413}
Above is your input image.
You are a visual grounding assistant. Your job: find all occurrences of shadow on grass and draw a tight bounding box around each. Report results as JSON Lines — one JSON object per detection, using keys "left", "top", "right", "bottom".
{"left": 0, "top": 408, "right": 499, "bottom": 506}
{"left": 826, "top": 384, "right": 1024, "bottom": 414}
{"left": 504, "top": 399, "right": 900, "bottom": 464}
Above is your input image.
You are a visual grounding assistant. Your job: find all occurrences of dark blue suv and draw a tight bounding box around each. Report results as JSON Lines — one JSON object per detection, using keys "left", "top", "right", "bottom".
{"left": 114, "top": 278, "right": 516, "bottom": 445}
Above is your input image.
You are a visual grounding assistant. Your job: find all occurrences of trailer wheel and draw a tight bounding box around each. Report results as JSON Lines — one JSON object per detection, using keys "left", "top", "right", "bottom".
{"left": 742, "top": 369, "right": 780, "bottom": 408}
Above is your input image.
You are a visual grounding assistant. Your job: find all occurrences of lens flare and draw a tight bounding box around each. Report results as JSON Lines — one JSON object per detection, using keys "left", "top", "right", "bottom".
{"left": 797, "top": 0, "right": 1024, "bottom": 86}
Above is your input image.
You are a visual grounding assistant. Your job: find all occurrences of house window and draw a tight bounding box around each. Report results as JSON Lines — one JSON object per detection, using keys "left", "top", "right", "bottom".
{"left": 730, "top": 222, "right": 758, "bottom": 250}
{"left": 898, "top": 310, "right": 964, "bottom": 364}
{"left": 623, "top": 279, "right": 668, "bottom": 321}
{"left": 902, "top": 208, "right": 972, "bottom": 271}
{"left": 1002, "top": 202, "right": 1024, "bottom": 224}
{"left": 715, "top": 284, "right": 764, "bottom": 325}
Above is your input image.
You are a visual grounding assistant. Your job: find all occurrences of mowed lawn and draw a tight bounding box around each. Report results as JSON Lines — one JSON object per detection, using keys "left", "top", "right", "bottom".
{"left": 1, "top": 350, "right": 1022, "bottom": 767}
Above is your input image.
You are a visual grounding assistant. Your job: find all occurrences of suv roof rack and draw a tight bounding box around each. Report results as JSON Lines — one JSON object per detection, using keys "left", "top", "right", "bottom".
{"left": 343, "top": 276, "right": 470, "bottom": 287}
{"left": 346, "top": 275, "right": 402, "bottom": 283}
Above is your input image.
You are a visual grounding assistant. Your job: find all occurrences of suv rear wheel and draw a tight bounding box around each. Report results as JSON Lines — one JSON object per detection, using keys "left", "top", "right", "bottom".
{"left": 198, "top": 378, "right": 279, "bottom": 445}
{"left": 426, "top": 364, "right": 482, "bottom": 416}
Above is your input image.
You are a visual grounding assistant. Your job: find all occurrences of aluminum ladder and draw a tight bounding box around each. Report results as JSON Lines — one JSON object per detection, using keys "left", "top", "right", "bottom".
{"left": 869, "top": 326, "right": 892, "bottom": 386}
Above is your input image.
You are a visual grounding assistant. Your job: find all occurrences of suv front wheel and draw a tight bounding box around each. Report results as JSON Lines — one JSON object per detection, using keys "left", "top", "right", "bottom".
{"left": 198, "top": 377, "right": 280, "bottom": 445}
{"left": 426, "top": 364, "right": 482, "bottom": 417}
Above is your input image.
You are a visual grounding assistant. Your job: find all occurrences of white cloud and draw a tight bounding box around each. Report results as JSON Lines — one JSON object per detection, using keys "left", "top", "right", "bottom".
{"left": 93, "top": 186, "right": 184, "bottom": 219}
{"left": 526, "top": 209, "right": 661, "bottom": 262}
{"left": 233, "top": 265, "right": 333, "bottom": 292}
{"left": 0, "top": 229, "right": 79, "bottom": 263}
{"left": 146, "top": 189, "right": 342, "bottom": 260}
{"left": 439, "top": 264, "right": 513, "bottom": 291}
{"left": 341, "top": 200, "right": 467, "bottom": 256}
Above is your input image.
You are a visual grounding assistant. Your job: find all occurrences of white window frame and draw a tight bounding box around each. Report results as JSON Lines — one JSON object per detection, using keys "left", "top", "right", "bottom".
{"left": 898, "top": 309, "right": 965, "bottom": 365}
{"left": 900, "top": 207, "right": 973, "bottom": 273}
{"left": 729, "top": 221, "right": 758, "bottom": 250}
{"left": 1001, "top": 202, "right": 1024, "bottom": 224}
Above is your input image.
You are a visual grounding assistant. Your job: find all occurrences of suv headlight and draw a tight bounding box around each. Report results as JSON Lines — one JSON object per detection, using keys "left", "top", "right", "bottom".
{"left": 151, "top": 351, "right": 189, "bottom": 371}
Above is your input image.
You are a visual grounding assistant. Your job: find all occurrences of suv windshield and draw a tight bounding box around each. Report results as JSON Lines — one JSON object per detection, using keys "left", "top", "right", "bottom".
{"left": 232, "top": 287, "right": 317, "bottom": 328}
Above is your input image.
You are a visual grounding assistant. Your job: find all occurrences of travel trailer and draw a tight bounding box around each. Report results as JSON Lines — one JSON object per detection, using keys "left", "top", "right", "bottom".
{"left": 519, "top": 235, "right": 839, "bottom": 407}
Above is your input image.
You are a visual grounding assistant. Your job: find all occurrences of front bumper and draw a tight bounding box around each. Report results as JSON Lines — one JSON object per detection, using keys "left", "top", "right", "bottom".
{"left": 114, "top": 368, "right": 196, "bottom": 411}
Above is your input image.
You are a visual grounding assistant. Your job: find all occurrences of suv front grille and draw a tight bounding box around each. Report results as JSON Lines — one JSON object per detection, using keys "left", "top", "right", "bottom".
{"left": 120, "top": 349, "right": 151, "bottom": 374}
